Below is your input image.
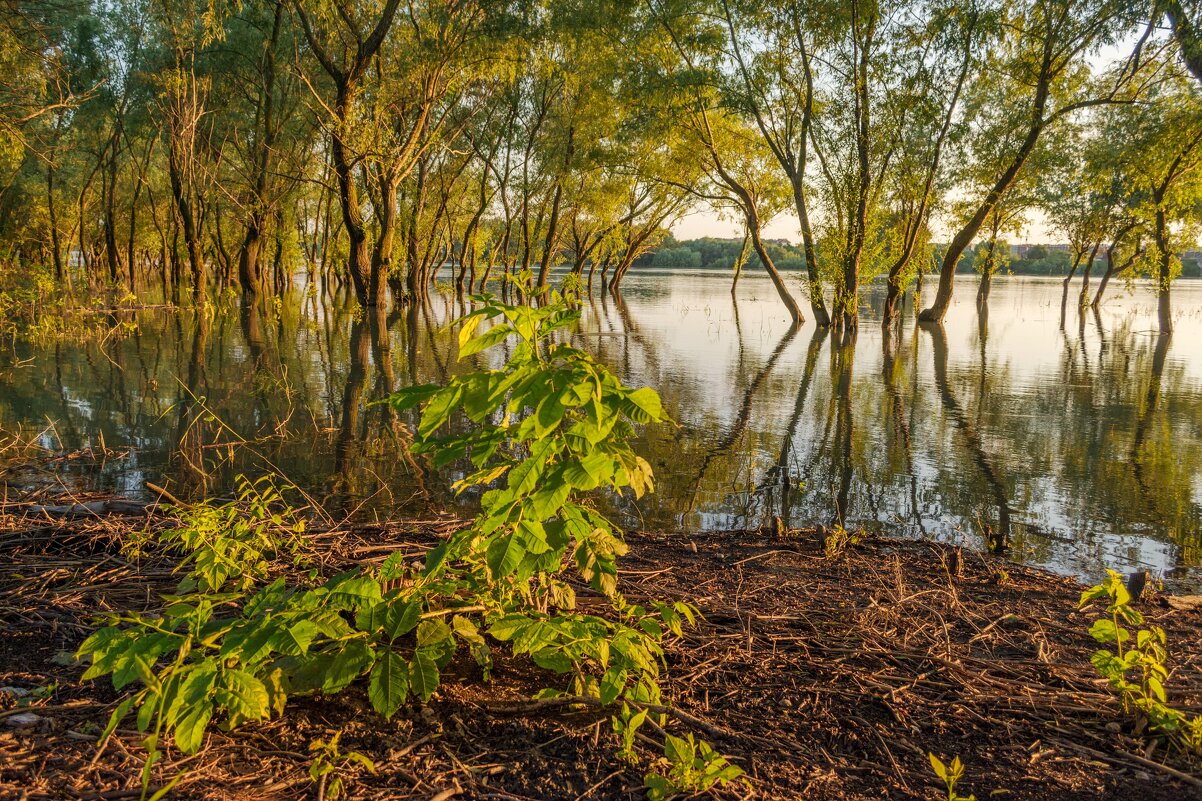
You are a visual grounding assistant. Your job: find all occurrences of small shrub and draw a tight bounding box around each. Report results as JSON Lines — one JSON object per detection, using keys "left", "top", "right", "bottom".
{"left": 1080, "top": 569, "right": 1202, "bottom": 753}
{"left": 78, "top": 293, "right": 733, "bottom": 789}
{"left": 644, "top": 732, "right": 746, "bottom": 800}
{"left": 308, "top": 731, "right": 376, "bottom": 801}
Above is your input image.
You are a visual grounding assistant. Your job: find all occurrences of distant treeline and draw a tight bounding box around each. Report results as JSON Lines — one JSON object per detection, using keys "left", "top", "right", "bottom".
{"left": 639, "top": 237, "right": 1202, "bottom": 279}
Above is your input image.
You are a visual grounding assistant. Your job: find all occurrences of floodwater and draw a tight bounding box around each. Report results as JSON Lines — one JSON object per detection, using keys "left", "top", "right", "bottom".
{"left": 3, "top": 271, "right": 1201, "bottom": 590}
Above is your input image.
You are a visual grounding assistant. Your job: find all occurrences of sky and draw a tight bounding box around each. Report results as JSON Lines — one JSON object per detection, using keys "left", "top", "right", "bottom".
{"left": 671, "top": 200, "right": 1056, "bottom": 245}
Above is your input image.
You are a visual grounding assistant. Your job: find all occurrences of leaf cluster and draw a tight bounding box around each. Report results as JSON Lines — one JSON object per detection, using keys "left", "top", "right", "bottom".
{"left": 1080, "top": 569, "right": 1202, "bottom": 753}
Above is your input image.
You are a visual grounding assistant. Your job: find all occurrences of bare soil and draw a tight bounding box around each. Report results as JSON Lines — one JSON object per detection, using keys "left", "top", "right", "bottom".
{"left": 2, "top": 489, "right": 1202, "bottom": 801}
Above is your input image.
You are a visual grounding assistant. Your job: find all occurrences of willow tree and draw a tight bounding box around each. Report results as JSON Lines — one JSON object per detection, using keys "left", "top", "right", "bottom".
{"left": 649, "top": 2, "right": 805, "bottom": 323}
{"left": 713, "top": 0, "right": 833, "bottom": 325}
{"left": 203, "top": 0, "right": 310, "bottom": 298}
{"left": 918, "top": 0, "right": 1158, "bottom": 324}
{"left": 1106, "top": 70, "right": 1202, "bottom": 333}
{"left": 292, "top": 0, "right": 405, "bottom": 308}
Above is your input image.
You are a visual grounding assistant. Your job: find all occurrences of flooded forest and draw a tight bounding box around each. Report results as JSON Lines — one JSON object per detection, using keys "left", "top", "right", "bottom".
{"left": 5, "top": 1, "right": 1202, "bottom": 800}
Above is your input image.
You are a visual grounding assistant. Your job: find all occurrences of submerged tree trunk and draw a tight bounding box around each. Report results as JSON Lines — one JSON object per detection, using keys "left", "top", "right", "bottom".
{"left": 1077, "top": 241, "right": 1100, "bottom": 309}
{"left": 1154, "top": 205, "right": 1174, "bottom": 334}
{"left": 1059, "top": 251, "right": 1085, "bottom": 330}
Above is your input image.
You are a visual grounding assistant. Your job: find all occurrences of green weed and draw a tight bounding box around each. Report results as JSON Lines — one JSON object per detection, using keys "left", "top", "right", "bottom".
{"left": 308, "top": 731, "right": 376, "bottom": 801}
{"left": 1080, "top": 569, "right": 1202, "bottom": 753}
{"left": 929, "top": 753, "right": 975, "bottom": 801}
{"left": 644, "top": 732, "right": 747, "bottom": 800}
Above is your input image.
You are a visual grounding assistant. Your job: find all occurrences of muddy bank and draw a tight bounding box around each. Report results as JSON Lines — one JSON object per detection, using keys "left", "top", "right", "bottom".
{"left": 1, "top": 494, "right": 1201, "bottom": 801}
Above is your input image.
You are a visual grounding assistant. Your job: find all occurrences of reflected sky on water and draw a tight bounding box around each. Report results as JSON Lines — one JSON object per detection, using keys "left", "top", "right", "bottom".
{"left": 2, "top": 271, "right": 1201, "bottom": 589}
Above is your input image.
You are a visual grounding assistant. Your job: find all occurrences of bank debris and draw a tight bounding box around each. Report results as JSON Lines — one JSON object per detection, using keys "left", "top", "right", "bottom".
{"left": 1, "top": 487, "right": 1201, "bottom": 801}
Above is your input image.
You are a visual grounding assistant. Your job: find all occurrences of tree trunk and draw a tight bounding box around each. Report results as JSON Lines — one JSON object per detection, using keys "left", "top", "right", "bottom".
{"left": 919, "top": 114, "right": 1046, "bottom": 323}
{"left": 1078, "top": 240, "right": 1100, "bottom": 309}
{"left": 1154, "top": 205, "right": 1174, "bottom": 334}
{"left": 46, "top": 164, "right": 63, "bottom": 282}
{"left": 332, "top": 85, "right": 373, "bottom": 307}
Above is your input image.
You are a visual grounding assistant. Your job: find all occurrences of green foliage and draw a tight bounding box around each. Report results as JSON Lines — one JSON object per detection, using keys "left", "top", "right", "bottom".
{"left": 822, "top": 524, "right": 861, "bottom": 558}
{"left": 308, "top": 731, "right": 376, "bottom": 801}
{"left": 644, "top": 732, "right": 746, "bottom": 800}
{"left": 929, "top": 753, "right": 975, "bottom": 801}
{"left": 1079, "top": 569, "right": 1202, "bottom": 753}
{"left": 78, "top": 293, "right": 728, "bottom": 784}
{"left": 130, "top": 475, "right": 308, "bottom": 593}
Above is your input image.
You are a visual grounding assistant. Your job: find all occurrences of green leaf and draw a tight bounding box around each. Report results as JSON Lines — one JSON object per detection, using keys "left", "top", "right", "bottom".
{"left": 460, "top": 323, "right": 513, "bottom": 357}
{"left": 325, "top": 573, "right": 383, "bottom": 610}
{"left": 322, "top": 640, "right": 375, "bottom": 694}
{"left": 368, "top": 651, "right": 409, "bottom": 721}
{"left": 531, "top": 649, "right": 573, "bottom": 673}
{"left": 1089, "top": 619, "right": 1129, "bottom": 644}
{"left": 387, "top": 383, "right": 440, "bottom": 411}
{"left": 562, "top": 452, "right": 614, "bottom": 491}
{"left": 417, "top": 618, "right": 453, "bottom": 648}
{"left": 409, "top": 651, "right": 440, "bottom": 702}
{"left": 488, "top": 615, "right": 528, "bottom": 642}
{"left": 929, "top": 753, "right": 947, "bottom": 781}
{"left": 418, "top": 385, "right": 464, "bottom": 438}
{"left": 385, "top": 601, "right": 423, "bottom": 641}
{"left": 624, "top": 387, "right": 666, "bottom": 423}
{"left": 271, "top": 620, "right": 320, "bottom": 656}
{"left": 600, "top": 666, "right": 627, "bottom": 705}
{"left": 216, "top": 669, "right": 270, "bottom": 726}
{"left": 173, "top": 701, "right": 213, "bottom": 754}
{"left": 486, "top": 533, "right": 527, "bottom": 578}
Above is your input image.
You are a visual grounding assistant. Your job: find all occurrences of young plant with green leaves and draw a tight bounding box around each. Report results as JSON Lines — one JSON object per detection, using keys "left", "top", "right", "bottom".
{"left": 644, "top": 732, "right": 746, "bottom": 800}
{"left": 77, "top": 293, "right": 739, "bottom": 791}
{"left": 308, "top": 731, "right": 376, "bottom": 801}
{"left": 128, "top": 474, "right": 308, "bottom": 593}
{"left": 929, "top": 753, "right": 976, "bottom": 801}
{"left": 1080, "top": 569, "right": 1202, "bottom": 753}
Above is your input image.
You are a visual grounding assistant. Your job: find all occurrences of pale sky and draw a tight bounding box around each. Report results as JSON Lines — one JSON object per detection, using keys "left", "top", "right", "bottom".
{"left": 672, "top": 201, "right": 1056, "bottom": 244}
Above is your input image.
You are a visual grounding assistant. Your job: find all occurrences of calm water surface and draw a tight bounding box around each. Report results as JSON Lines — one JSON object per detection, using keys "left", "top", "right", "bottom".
{"left": 3, "top": 272, "right": 1201, "bottom": 589}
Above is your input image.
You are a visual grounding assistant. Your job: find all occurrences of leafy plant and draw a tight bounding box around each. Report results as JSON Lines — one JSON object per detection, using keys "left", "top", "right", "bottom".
{"left": 127, "top": 474, "right": 308, "bottom": 593}
{"left": 644, "top": 732, "right": 746, "bottom": 800}
{"left": 308, "top": 731, "right": 376, "bottom": 801}
{"left": 78, "top": 293, "right": 726, "bottom": 785}
{"left": 822, "top": 524, "right": 860, "bottom": 558}
{"left": 929, "top": 753, "right": 975, "bottom": 801}
{"left": 1080, "top": 569, "right": 1202, "bottom": 753}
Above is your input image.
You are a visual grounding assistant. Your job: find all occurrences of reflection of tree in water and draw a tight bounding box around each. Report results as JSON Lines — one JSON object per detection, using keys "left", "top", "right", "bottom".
{"left": 6, "top": 281, "right": 1202, "bottom": 581}
{"left": 927, "top": 323, "right": 1015, "bottom": 542}
{"left": 685, "top": 319, "right": 799, "bottom": 515}
{"left": 761, "top": 327, "right": 828, "bottom": 528}
{"left": 830, "top": 332, "right": 856, "bottom": 527}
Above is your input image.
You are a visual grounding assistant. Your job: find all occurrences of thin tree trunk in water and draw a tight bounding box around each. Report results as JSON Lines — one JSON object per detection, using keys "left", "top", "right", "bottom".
{"left": 1078, "top": 241, "right": 1100, "bottom": 309}
{"left": 104, "top": 145, "right": 121, "bottom": 287}
{"left": 586, "top": 258, "right": 598, "bottom": 293}
{"left": 46, "top": 164, "right": 63, "bottom": 282}
{"left": 1059, "top": 252, "right": 1084, "bottom": 330}
{"left": 1154, "top": 205, "right": 1174, "bottom": 334}
{"left": 167, "top": 143, "right": 204, "bottom": 301}
{"left": 730, "top": 230, "right": 750, "bottom": 296}
{"left": 1093, "top": 233, "right": 1136, "bottom": 308}
{"left": 372, "top": 173, "right": 399, "bottom": 307}
{"left": 748, "top": 215, "right": 803, "bottom": 325}
{"left": 332, "top": 86, "right": 373, "bottom": 307}
{"left": 793, "top": 177, "right": 830, "bottom": 327}
{"left": 919, "top": 103, "right": 1048, "bottom": 323}
{"left": 404, "top": 158, "right": 427, "bottom": 303}
{"left": 536, "top": 182, "right": 563, "bottom": 289}
{"left": 977, "top": 268, "right": 993, "bottom": 305}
